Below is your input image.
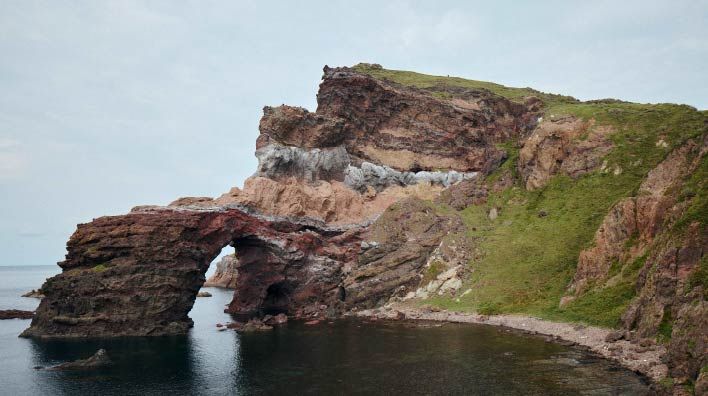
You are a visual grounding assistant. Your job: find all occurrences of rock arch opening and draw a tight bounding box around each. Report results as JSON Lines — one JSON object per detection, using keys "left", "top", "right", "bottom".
{"left": 22, "top": 208, "right": 362, "bottom": 338}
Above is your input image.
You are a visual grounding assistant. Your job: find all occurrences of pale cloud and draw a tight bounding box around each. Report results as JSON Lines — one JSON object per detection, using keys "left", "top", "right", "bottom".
{"left": 0, "top": 137, "right": 24, "bottom": 180}
{"left": 0, "top": 137, "right": 20, "bottom": 150}
{"left": 0, "top": 0, "right": 705, "bottom": 266}
{"left": 386, "top": 5, "right": 479, "bottom": 49}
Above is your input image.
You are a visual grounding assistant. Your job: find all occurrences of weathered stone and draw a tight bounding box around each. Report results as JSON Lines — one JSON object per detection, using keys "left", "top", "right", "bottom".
{"left": 343, "top": 198, "right": 466, "bottom": 308}
{"left": 435, "top": 178, "right": 488, "bottom": 210}
{"left": 21, "top": 289, "right": 44, "bottom": 298}
{"left": 315, "top": 66, "right": 539, "bottom": 173}
{"left": 0, "top": 310, "right": 34, "bottom": 320}
{"left": 518, "top": 116, "right": 613, "bottom": 190}
{"left": 254, "top": 144, "right": 351, "bottom": 182}
{"left": 566, "top": 137, "right": 708, "bottom": 385}
{"left": 263, "top": 313, "right": 288, "bottom": 325}
{"left": 605, "top": 330, "right": 624, "bottom": 343}
{"left": 21, "top": 206, "right": 363, "bottom": 338}
{"left": 257, "top": 105, "right": 345, "bottom": 149}
{"left": 47, "top": 349, "right": 111, "bottom": 371}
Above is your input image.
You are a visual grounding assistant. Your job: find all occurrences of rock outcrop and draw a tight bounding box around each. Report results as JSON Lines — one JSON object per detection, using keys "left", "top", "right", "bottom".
{"left": 343, "top": 198, "right": 465, "bottom": 307}
{"left": 21, "top": 289, "right": 44, "bottom": 298}
{"left": 312, "top": 66, "right": 538, "bottom": 173}
{"left": 47, "top": 349, "right": 112, "bottom": 371}
{"left": 204, "top": 254, "right": 238, "bottom": 288}
{"left": 29, "top": 64, "right": 535, "bottom": 339}
{"left": 21, "top": 206, "right": 363, "bottom": 338}
{"left": 565, "top": 136, "right": 707, "bottom": 388}
{"left": 568, "top": 140, "right": 703, "bottom": 294}
{"left": 518, "top": 116, "right": 613, "bottom": 190}
{"left": 0, "top": 310, "right": 34, "bottom": 320}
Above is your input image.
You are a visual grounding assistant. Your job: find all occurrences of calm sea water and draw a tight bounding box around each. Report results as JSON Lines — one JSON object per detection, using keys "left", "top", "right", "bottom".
{"left": 0, "top": 266, "right": 650, "bottom": 395}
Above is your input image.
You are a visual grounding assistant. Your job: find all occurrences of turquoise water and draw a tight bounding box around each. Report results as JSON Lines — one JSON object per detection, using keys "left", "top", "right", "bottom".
{"left": 0, "top": 266, "right": 649, "bottom": 395}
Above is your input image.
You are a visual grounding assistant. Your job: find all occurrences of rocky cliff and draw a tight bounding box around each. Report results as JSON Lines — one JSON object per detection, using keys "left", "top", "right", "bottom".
{"left": 24, "top": 64, "right": 706, "bottom": 393}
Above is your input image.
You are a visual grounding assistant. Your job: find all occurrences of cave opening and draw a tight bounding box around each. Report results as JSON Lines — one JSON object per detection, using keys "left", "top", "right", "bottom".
{"left": 261, "top": 281, "right": 292, "bottom": 315}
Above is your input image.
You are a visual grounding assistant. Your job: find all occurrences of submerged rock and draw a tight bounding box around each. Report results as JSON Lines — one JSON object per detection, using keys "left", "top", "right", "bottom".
{"left": 0, "top": 309, "right": 34, "bottom": 320}
{"left": 48, "top": 349, "right": 111, "bottom": 371}
{"left": 226, "top": 319, "right": 273, "bottom": 332}
{"left": 21, "top": 289, "right": 44, "bottom": 298}
{"left": 263, "top": 313, "right": 288, "bottom": 325}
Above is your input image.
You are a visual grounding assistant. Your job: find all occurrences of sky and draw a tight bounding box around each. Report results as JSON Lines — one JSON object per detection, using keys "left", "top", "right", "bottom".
{"left": 1, "top": 1, "right": 706, "bottom": 266}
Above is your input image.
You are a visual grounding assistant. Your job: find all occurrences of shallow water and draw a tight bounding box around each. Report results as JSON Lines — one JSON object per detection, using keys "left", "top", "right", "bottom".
{"left": 0, "top": 266, "right": 649, "bottom": 395}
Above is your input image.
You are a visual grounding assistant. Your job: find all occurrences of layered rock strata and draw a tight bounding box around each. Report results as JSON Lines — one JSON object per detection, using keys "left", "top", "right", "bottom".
{"left": 22, "top": 206, "right": 363, "bottom": 338}
{"left": 26, "top": 65, "right": 535, "bottom": 338}
{"left": 517, "top": 116, "right": 613, "bottom": 190}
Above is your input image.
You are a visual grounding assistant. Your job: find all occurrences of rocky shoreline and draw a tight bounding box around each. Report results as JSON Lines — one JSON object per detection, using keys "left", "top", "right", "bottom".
{"left": 354, "top": 306, "right": 668, "bottom": 384}
{"left": 0, "top": 310, "right": 34, "bottom": 320}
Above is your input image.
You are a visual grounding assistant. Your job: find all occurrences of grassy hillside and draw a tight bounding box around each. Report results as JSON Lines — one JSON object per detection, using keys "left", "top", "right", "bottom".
{"left": 355, "top": 64, "right": 707, "bottom": 328}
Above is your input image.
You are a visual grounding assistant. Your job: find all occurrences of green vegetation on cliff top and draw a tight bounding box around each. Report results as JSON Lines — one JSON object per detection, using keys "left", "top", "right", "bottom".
{"left": 353, "top": 62, "right": 578, "bottom": 107}
{"left": 356, "top": 64, "right": 706, "bottom": 328}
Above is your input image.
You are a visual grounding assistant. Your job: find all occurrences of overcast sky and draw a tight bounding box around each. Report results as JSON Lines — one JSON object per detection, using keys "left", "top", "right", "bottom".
{"left": 1, "top": 1, "right": 706, "bottom": 266}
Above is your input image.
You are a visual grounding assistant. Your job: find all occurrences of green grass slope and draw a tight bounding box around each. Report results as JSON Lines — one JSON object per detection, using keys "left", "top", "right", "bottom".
{"left": 355, "top": 64, "right": 707, "bottom": 328}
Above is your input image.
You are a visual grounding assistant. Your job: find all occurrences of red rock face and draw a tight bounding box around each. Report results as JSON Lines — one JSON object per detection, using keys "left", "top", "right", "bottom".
{"left": 21, "top": 207, "right": 363, "bottom": 338}
{"left": 568, "top": 138, "right": 705, "bottom": 295}
{"left": 565, "top": 137, "right": 708, "bottom": 384}
{"left": 517, "top": 116, "right": 613, "bottom": 190}
{"left": 259, "top": 66, "right": 540, "bottom": 174}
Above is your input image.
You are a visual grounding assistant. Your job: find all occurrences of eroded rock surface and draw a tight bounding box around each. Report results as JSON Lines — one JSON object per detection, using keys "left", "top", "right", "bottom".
{"left": 313, "top": 66, "right": 538, "bottom": 173}
{"left": 566, "top": 137, "right": 708, "bottom": 387}
{"left": 518, "top": 116, "right": 613, "bottom": 190}
{"left": 47, "top": 349, "right": 112, "bottom": 371}
{"left": 0, "top": 310, "right": 34, "bottom": 320}
{"left": 343, "top": 198, "right": 467, "bottom": 308}
{"left": 21, "top": 207, "right": 363, "bottom": 338}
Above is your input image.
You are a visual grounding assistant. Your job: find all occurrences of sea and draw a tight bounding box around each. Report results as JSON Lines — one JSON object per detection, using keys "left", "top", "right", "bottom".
{"left": 0, "top": 265, "right": 650, "bottom": 395}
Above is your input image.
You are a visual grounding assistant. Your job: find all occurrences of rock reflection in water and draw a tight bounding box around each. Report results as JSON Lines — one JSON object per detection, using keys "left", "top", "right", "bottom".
{"left": 4, "top": 287, "right": 649, "bottom": 395}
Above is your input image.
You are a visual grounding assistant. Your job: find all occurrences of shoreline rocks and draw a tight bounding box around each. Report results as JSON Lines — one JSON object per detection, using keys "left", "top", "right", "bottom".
{"left": 355, "top": 306, "right": 668, "bottom": 383}
{"left": 21, "top": 289, "right": 44, "bottom": 298}
{"left": 225, "top": 318, "right": 274, "bottom": 332}
{"left": 0, "top": 309, "right": 34, "bottom": 320}
{"left": 46, "top": 349, "right": 112, "bottom": 371}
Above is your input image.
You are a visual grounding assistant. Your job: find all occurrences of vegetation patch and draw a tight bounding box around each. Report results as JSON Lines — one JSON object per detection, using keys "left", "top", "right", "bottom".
{"left": 421, "top": 260, "right": 444, "bottom": 285}
{"left": 657, "top": 308, "right": 673, "bottom": 343}
{"left": 352, "top": 63, "right": 577, "bottom": 106}
{"left": 418, "top": 94, "right": 706, "bottom": 328}
{"left": 92, "top": 264, "right": 109, "bottom": 272}
{"left": 685, "top": 255, "right": 708, "bottom": 298}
